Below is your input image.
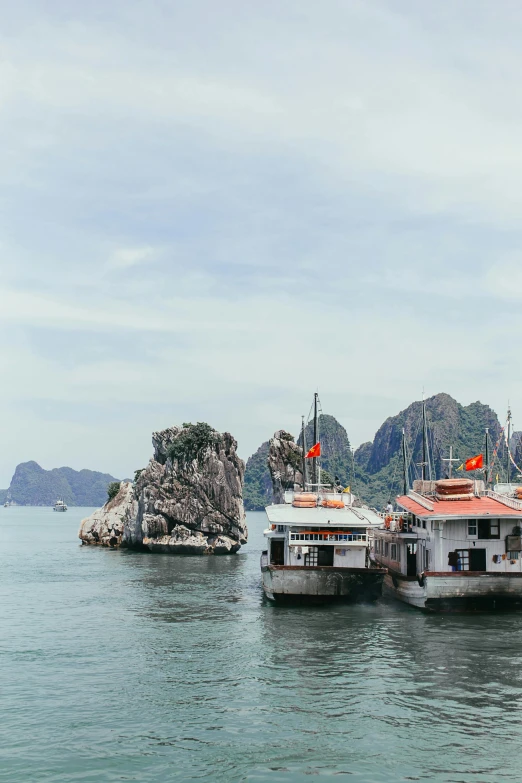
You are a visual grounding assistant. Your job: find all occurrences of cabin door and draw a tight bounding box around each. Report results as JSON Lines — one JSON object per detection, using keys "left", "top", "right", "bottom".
{"left": 270, "top": 539, "right": 285, "bottom": 565}
{"left": 469, "top": 548, "right": 486, "bottom": 572}
{"left": 317, "top": 546, "right": 334, "bottom": 566}
{"left": 406, "top": 543, "right": 417, "bottom": 576}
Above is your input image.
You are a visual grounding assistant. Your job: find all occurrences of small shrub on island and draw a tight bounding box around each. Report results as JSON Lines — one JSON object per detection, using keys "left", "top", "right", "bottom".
{"left": 107, "top": 482, "right": 121, "bottom": 502}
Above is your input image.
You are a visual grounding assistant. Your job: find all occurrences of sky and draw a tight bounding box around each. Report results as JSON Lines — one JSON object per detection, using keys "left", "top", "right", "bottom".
{"left": 2, "top": 0, "right": 522, "bottom": 485}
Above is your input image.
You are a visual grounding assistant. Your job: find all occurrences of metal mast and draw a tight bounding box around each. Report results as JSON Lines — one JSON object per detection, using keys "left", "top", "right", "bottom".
{"left": 313, "top": 392, "right": 318, "bottom": 486}
{"left": 485, "top": 427, "right": 489, "bottom": 485}
{"left": 401, "top": 428, "right": 408, "bottom": 495}
{"left": 506, "top": 405, "right": 512, "bottom": 483}
{"left": 421, "top": 395, "right": 428, "bottom": 481}
{"left": 301, "top": 415, "right": 307, "bottom": 489}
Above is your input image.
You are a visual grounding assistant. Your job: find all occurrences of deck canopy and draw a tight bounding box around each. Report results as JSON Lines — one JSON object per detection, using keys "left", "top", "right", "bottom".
{"left": 397, "top": 494, "right": 522, "bottom": 521}
{"left": 266, "top": 504, "right": 382, "bottom": 527}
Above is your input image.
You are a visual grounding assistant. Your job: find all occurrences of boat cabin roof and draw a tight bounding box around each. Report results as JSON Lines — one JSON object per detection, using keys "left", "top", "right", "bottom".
{"left": 265, "top": 503, "right": 382, "bottom": 527}
{"left": 397, "top": 493, "right": 522, "bottom": 520}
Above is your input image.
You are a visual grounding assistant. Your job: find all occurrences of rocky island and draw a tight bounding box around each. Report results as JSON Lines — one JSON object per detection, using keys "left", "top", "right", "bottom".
{"left": 79, "top": 423, "right": 248, "bottom": 554}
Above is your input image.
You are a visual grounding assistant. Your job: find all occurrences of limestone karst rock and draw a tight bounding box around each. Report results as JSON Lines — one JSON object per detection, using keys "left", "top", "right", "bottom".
{"left": 78, "top": 481, "right": 137, "bottom": 547}
{"left": 79, "top": 423, "right": 247, "bottom": 555}
{"left": 267, "top": 430, "right": 304, "bottom": 503}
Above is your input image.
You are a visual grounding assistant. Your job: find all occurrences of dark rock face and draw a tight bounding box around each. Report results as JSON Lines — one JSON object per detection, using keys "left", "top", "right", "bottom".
{"left": 243, "top": 440, "right": 272, "bottom": 511}
{"left": 8, "top": 460, "right": 120, "bottom": 506}
{"left": 267, "top": 430, "right": 303, "bottom": 503}
{"left": 365, "top": 393, "right": 501, "bottom": 476}
{"left": 111, "top": 424, "right": 247, "bottom": 555}
{"left": 354, "top": 393, "right": 504, "bottom": 510}
{"left": 299, "top": 414, "right": 352, "bottom": 486}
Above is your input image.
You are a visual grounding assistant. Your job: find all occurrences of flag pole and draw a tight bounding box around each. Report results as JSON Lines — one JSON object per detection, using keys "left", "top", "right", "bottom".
{"left": 301, "top": 415, "right": 307, "bottom": 489}
{"left": 313, "top": 392, "right": 318, "bottom": 487}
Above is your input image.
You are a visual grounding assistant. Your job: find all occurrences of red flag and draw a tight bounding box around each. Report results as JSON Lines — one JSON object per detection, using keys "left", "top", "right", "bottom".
{"left": 465, "top": 454, "right": 483, "bottom": 471}
{"left": 305, "top": 442, "right": 321, "bottom": 459}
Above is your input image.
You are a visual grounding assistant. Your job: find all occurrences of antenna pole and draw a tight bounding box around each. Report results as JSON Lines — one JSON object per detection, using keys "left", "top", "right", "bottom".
{"left": 313, "top": 392, "right": 318, "bottom": 486}
{"left": 402, "top": 428, "right": 408, "bottom": 495}
{"left": 506, "top": 405, "right": 512, "bottom": 483}
{"left": 301, "top": 415, "right": 307, "bottom": 489}
{"left": 485, "top": 427, "right": 489, "bottom": 484}
{"left": 422, "top": 395, "right": 427, "bottom": 482}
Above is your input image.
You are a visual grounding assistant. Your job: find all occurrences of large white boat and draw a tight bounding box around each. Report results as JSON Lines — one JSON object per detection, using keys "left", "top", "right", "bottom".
{"left": 261, "top": 394, "right": 386, "bottom": 603}
{"left": 373, "top": 403, "right": 522, "bottom": 611}
{"left": 262, "top": 491, "right": 386, "bottom": 603}
{"left": 53, "top": 498, "right": 68, "bottom": 512}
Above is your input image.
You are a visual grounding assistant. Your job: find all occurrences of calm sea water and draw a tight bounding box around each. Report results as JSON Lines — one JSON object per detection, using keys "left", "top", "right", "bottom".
{"left": 1, "top": 507, "right": 522, "bottom": 782}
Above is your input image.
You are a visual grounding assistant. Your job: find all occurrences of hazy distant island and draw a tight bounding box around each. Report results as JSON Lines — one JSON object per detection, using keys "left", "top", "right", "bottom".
{"left": 3, "top": 461, "right": 122, "bottom": 507}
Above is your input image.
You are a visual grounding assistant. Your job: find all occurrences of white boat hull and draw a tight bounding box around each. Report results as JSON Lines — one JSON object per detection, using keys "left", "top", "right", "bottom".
{"left": 261, "top": 563, "right": 386, "bottom": 604}
{"left": 384, "top": 571, "right": 522, "bottom": 612}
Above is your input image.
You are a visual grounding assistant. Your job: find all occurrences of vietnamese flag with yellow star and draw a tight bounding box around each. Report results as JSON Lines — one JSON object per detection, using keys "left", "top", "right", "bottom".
{"left": 465, "top": 454, "right": 483, "bottom": 471}
{"left": 305, "top": 442, "right": 321, "bottom": 459}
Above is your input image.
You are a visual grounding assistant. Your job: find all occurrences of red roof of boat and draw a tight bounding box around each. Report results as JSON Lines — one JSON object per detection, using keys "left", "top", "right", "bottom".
{"left": 396, "top": 494, "right": 522, "bottom": 518}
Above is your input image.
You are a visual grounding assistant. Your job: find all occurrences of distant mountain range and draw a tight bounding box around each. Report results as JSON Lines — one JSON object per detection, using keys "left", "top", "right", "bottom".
{"left": 2, "top": 461, "right": 121, "bottom": 507}
{"left": 244, "top": 393, "right": 513, "bottom": 510}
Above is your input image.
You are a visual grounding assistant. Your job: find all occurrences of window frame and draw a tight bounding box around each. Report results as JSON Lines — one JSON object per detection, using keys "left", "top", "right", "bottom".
{"left": 467, "top": 519, "right": 477, "bottom": 537}
{"left": 390, "top": 543, "right": 397, "bottom": 561}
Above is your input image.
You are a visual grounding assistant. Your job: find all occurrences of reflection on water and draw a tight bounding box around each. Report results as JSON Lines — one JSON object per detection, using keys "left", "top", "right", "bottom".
{"left": 1, "top": 508, "right": 522, "bottom": 782}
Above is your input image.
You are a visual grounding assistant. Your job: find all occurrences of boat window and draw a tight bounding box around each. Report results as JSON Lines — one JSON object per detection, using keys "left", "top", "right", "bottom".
{"left": 468, "top": 519, "right": 477, "bottom": 537}
{"left": 375, "top": 539, "right": 380, "bottom": 554}
{"left": 477, "top": 519, "right": 500, "bottom": 540}
{"left": 384, "top": 542, "right": 389, "bottom": 557}
{"left": 277, "top": 525, "right": 285, "bottom": 533}
{"left": 508, "top": 551, "right": 520, "bottom": 560}
{"left": 455, "top": 549, "right": 470, "bottom": 571}
{"left": 422, "top": 520, "right": 426, "bottom": 529}
{"left": 391, "top": 543, "right": 397, "bottom": 561}
{"left": 424, "top": 549, "right": 430, "bottom": 570}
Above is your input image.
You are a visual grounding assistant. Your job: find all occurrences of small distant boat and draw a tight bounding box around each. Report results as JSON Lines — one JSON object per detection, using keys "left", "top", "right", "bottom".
{"left": 53, "top": 498, "right": 68, "bottom": 512}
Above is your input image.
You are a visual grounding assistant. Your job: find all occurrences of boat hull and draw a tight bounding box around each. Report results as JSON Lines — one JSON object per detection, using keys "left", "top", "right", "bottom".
{"left": 261, "top": 564, "right": 386, "bottom": 604}
{"left": 384, "top": 571, "right": 522, "bottom": 612}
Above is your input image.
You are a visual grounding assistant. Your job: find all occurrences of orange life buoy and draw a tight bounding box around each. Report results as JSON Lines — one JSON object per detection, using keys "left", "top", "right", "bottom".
{"left": 384, "top": 516, "right": 391, "bottom": 529}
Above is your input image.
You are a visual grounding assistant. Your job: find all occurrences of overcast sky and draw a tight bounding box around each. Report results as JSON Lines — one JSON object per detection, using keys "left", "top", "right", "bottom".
{"left": 2, "top": 0, "right": 522, "bottom": 485}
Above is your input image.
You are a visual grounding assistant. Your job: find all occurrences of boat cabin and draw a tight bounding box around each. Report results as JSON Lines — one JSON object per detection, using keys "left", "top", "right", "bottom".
{"left": 373, "top": 479, "right": 522, "bottom": 577}
{"left": 262, "top": 489, "right": 381, "bottom": 571}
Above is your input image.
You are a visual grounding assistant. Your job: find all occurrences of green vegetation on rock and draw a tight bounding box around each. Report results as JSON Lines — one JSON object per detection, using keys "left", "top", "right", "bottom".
{"left": 244, "top": 393, "right": 509, "bottom": 512}
{"left": 243, "top": 441, "right": 271, "bottom": 511}
{"left": 167, "top": 422, "right": 218, "bottom": 466}
{"left": 353, "top": 393, "right": 504, "bottom": 510}
{"left": 107, "top": 482, "right": 122, "bottom": 502}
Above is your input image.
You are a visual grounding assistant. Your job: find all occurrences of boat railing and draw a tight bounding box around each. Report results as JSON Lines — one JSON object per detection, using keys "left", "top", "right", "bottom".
{"left": 379, "top": 511, "right": 413, "bottom": 533}
{"left": 485, "top": 489, "right": 522, "bottom": 511}
{"left": 289, "top": 531, "right": 366, "bottom": 543}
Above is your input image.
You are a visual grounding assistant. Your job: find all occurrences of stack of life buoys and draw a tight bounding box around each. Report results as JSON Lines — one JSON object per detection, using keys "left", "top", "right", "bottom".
{"left": 292, "top": 493, "right": 318, "bottom": 508}
{"left": 321, "top": 497, "right": 345, "bottom": 509}
{"left": 384, "top": 515, "right": 392, "bottom": 529}
{"left": 515, "top": 486, "right": 522, "bottom": 500}
{"left": 435, "top": 478, "right": 473, "bottom": 496}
